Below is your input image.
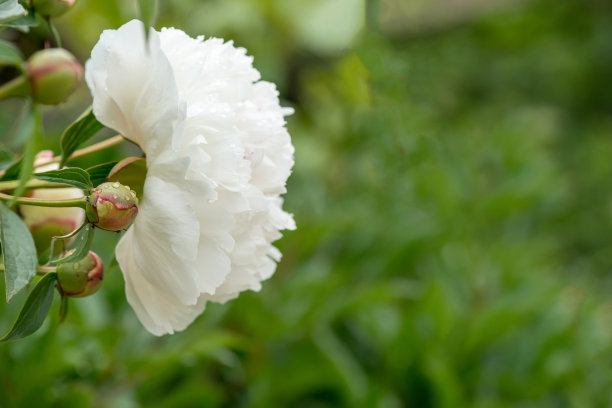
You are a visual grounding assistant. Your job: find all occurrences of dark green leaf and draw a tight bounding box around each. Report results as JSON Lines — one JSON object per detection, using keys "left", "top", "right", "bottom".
{"left": 0, "top": 202, "right": 37, "bottom": 302}
{"left": 0, "top": 150, "right": 14, "bottom": 171}
{"left": 0, "top": 39, "right": 23, "bottom": 66}
{"left": 0, "top": 157, "right": 21, "bottom": 181}
{"left": 87, "top": 161, "right": 118, "bottom": 186}
{"left": 11, "top": 103, "right": 41, "bottom": 203}
{"left": 33, "top": 167, "right": 93, "bottom": 190}
{"left": 138, "top": 0, "right": 158, "bottom": 40}
{"left": 0, "top": 103, "right": 38, "bottom": 183}
{"left": 52, "top": 224, "right": 94, "bottom": 265}
{"left": 0, "top": 272, "right": 57, "bottom": 342}
{"left": 5, "top": 102, "right": 35, "bottom": 150}
{"left": 59, "top": 294, "right": 68, "bottom": 323}
{"left": 59, "top": 107, "right": 104, "bottom": 168}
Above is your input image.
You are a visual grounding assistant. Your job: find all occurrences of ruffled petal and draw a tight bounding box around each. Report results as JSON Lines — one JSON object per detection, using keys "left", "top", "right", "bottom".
{"left": 85, "top": 20, "right": 184, "bottom": 156}
{"left": 237, "top": 81, "right": 294, "bottom": 196}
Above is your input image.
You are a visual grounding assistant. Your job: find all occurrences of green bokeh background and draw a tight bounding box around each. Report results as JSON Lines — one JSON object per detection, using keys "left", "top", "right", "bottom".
{"left": 2, "top": 0, "right": 612, "bottom": 406}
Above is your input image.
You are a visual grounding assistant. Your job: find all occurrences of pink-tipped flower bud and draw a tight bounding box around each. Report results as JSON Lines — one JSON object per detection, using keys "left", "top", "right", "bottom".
{"left": 25, "top": 48, "right": 83, "bottom": 105}
{"left": 86, "top": 182, "right": 138, "bottom": 231}
{"left": 57, "top": 251, "right": 103, "bottom": 297}
{"left": 32, "top": 0, "right": 77, "bottom": 17}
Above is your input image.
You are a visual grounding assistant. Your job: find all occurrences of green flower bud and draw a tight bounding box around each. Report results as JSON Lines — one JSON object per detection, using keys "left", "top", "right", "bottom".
{"left": 25, "top": 48, "right": 83, "bottom": 105}
{"left": 87, "top": 182, "right": 139, "bottom": 231}
{"left": 57, "top": 251, "right": 103, "bottom": 297}
{"left": 32, "top": 0, "right": 77, "bottom": 17}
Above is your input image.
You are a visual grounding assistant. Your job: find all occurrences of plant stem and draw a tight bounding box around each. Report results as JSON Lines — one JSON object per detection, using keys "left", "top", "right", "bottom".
{"left": 0, "top": 264, "right": 56, "bottom": 275}
{"left": 0, "top": 191, "right": 87, "bottom": 208}
{"left": 47, "top": 18, "right": 62, "bottom": 48}
{"left": 0, "top": 135, "right": 127, "bottom": 179}
{"left": 38, "top": 135, "right": 126, "bottom": 168}
{"left": 0, "top": 75, "right": 29, "bottom": 100}
{"left": 0, "top": 179, "right": 71, "bottom": 192}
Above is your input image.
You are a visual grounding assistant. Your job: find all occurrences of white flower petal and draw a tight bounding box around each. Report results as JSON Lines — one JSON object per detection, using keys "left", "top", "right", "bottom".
{"left": 119, "top": 170, "right": 200, "bottom": 305}
{"left": 86, "top": 20, "right": 184, "bottom": 156}
{"left": 203, "top": 266, "right": 262, "bottom": 304}
{"left": 118, "top": 229, "right": 207, "bottom": 336}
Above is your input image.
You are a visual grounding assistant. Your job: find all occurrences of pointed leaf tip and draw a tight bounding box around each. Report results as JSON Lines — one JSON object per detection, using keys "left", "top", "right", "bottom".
{"left": 0, "top": 273, "right": 57, "bottom": 342}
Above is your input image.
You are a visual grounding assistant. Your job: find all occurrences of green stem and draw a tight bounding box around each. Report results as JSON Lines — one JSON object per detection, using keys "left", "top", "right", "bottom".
{"left": 0, "top": 75, "right": 29, "bottom": 101}
{"left": 0, "top": 179, "right": 74, "bottom": 192}
{"left": 0, "top": 191, "right": 87, "bottom": 208}
{"left": 36, "top": 135, "right": 126, "bottom": 168}
{"left": 0, "top": 264, "right": 56, "bottom": 275}
{"left": 0, "top": 135, "right": 127, "bottom": 179}
{"left": 47, "top": 18, "right": 62, "bottom": 48}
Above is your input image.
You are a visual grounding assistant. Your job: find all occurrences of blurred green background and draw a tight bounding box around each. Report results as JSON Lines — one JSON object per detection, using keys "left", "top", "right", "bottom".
{"left": 2, "top": 0, "right": 612, "bottom": 406}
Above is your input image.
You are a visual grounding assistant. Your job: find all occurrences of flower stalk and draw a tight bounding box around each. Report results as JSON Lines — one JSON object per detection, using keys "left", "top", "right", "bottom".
{"left": 0, "top": 179, "right": 72, "bottom": 192}
{"left": 0, "top": 76, "right": 29, "bottom": 101}
{"left": 0, "top": 135, "right": 127, "bottom": 179}
{"left": 0, "top": 191, "right": 88, "bottom": 208}
{"left": 35, "top": 135, "right": 126, "bottom": 168}
{"left": 0, "top": 264, "right": 56, "bottom": 276}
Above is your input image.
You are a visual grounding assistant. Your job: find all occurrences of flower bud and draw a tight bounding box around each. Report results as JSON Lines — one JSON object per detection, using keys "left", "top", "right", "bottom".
{"left": 87, "top": 182, "right": 138, "bottom": 231}
{"left": 20, "top": 152, "right": 85, "bottom": 254}
{"left": 57, "top": 251, "right": 103, "bottom": 297}
{"left": 32, "top": 0, "right": 77, "bottom": 17}
{"left": 25, "top": 48, "right": 83, "bottom": 105}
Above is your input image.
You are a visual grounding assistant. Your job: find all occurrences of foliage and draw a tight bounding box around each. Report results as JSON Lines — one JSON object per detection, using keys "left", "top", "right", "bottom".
{"left": 0, "top": 0, "right": 611, "bottom": 406}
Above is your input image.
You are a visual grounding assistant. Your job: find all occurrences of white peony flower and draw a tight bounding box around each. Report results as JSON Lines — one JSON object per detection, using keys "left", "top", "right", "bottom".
{"left": 85, "top": 20, "right": 295, "bottom": 335}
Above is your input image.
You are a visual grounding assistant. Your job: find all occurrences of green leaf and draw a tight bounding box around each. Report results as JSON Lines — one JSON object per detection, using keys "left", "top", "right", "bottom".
{"left": 0, "top": 150, "right": 15, "bottom": 171}
{"left": 59, "top": 107, "right": 104, "bottom": 168}
{"left": 33, "top": 167, "right": 93, "bottom": 191}
{"left": 11, "top": 104, "right": 41, "bottom": 203}
{"left": 5, "top": 102, "right": 36, "bottom": 150}
{"left": 138, "top": 0, "right": 158, "bottom": 40}
{"left": 106, "top": 255, "right": 119, "bottom": 274}
{"left": 0, "top": 0, "right": 27, "bottom": 24}
{"left": 107, "top": 157, "right": 147, "bottom": 199}
{"left": 0, "top": 272, "right": 57, "bottom": 343}
{"left": 47, "top": 222, "right": 85, "bottom": 265}
{"left": 0, "top": 202, "right": 38, "bottom": 302}
{"left": 0, "top": 39, "right": 23, "bottom": 66}
{"left": 0, "top": 103, "right": 39, "bottom": 183}
{"left": 59, "top": 294, "right": 68, "bottom": 323}
{"left": 0, "top": 157, "right": 21, "bottom": 181}
{"left": 0, "top": 4, "right": 38, "bottom": 28}
{"left": 52, "top": 224, "right": 94, "bottom": 265}
{"left": 87, "top": 161, "right": 118, "bottom": 186}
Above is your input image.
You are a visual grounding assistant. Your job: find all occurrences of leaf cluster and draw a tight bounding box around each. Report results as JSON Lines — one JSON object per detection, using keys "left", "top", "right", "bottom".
{"left": 0, "top": 107, "right": 104, "bottom": 342}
